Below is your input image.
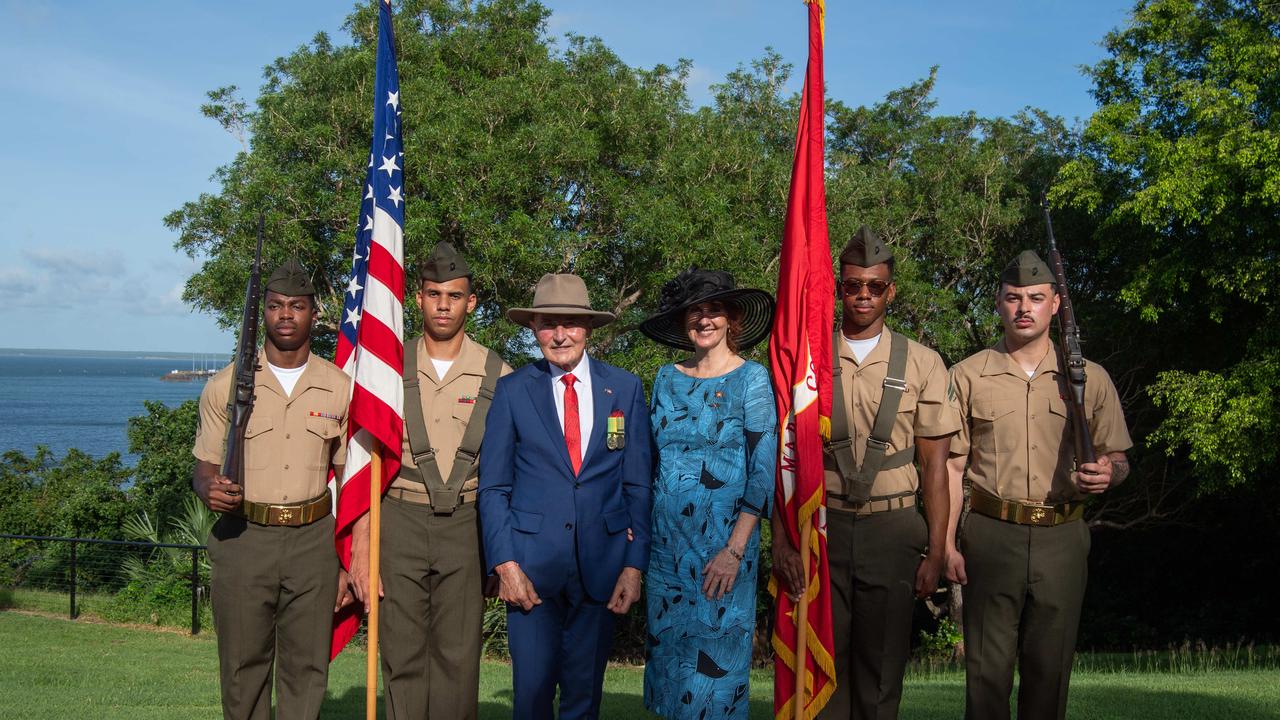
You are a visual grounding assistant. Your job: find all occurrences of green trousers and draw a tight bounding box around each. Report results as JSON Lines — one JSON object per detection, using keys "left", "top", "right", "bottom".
{"left": 207, "top": 514, "right": 338, "bottom": 720}
{"left": 960, "top": 512, "right": 1090, "bottom": 720}
{"left": 818, "top": 506, "right": 928, "bottom": 720}
{"left": 379, "top": 496, "right": 485, "bottom": 720}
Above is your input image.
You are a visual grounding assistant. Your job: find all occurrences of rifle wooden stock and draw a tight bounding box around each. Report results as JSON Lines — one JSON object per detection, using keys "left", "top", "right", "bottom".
{"left": 1041, "top": 197, "right": 1096, "bottom": 466}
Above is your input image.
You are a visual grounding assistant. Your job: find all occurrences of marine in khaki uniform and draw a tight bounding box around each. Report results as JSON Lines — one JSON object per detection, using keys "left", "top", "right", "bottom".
{"left": 944, "top": 251, "right": 1133, "bottom": 720}
{"left": 774, "top": 227, "right": 959, "bottom": 720}
{"left": 192, "top": 258, "right": 350, "bottom": 720}
{"left": 345, "top": 242, "right": 510, "bottom": 720}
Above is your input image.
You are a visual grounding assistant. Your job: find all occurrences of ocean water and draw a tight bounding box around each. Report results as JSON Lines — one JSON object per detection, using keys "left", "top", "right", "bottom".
{"left": 0, "top": 350, "right": 230, "bottom": 465}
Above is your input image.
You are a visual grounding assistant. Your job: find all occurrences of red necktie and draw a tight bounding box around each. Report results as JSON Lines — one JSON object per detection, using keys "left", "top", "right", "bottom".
{"left": 562, "top": 373, "right": 582, "bottom": 476}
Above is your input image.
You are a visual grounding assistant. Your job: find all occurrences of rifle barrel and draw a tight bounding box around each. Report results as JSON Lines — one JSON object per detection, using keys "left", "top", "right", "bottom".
{"left": 1041, "top": 196, "right": 1097, "bottom": 466}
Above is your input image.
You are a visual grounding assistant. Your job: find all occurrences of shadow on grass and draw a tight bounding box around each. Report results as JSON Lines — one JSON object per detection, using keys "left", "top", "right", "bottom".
{"left": 1068, "top": 684, "right": 1278, "bottom": 720}
{"left": 899, "top": 681, "right": 1280, "bottom": 720}
{"left": 321, "top": 685, "right": 774, "bottom": 719}
{"left": 320, "top": 688, "right": 515, "bottom": 719}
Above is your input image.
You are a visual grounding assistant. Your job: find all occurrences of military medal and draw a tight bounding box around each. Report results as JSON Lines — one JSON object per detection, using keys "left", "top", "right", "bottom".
{"left": 606, "top": 409, "right": 626, "bottom": 450}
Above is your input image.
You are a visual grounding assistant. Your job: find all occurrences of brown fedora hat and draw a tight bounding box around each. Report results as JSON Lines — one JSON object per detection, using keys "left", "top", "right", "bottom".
{"left": 506, "top": 273, "right": 617, "bottom": 328}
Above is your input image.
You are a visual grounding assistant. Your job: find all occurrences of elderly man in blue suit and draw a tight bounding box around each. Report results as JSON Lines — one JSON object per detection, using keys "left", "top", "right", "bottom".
{"left": 479, "top": 273, "right": 652, "bottom": 720}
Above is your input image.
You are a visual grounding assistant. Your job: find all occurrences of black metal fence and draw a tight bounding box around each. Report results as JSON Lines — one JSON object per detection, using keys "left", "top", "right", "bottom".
{"left": 0, "top": 534, "right": 208, "bottom": 634}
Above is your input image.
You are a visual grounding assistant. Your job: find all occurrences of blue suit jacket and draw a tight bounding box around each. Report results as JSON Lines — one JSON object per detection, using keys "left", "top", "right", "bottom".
{"left": 478, "top": 356, "right": 653, "bottom": 603}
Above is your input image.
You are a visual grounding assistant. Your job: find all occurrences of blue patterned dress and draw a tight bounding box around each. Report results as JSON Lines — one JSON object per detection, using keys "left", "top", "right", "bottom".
{"left": 643, "top": 361, "right": 777, "bottom": 719}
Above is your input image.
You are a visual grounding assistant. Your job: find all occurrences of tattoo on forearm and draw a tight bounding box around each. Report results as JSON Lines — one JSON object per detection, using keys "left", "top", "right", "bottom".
{"left": 1111, "top": 458, "right": 1130, "bottom": 485}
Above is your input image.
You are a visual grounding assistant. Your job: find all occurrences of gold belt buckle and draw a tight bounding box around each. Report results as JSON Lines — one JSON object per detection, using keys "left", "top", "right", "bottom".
{"left": 1019, "top": 503, "right": 1053, "bottom": 526}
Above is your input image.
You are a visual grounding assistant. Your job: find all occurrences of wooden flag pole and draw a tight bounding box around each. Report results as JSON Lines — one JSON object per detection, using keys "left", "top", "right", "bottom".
{"left": 366, "top": 444, "right": 383, "bottom": 720}
{"left": 792, "top": 513, "right": 813, "bottom": 720}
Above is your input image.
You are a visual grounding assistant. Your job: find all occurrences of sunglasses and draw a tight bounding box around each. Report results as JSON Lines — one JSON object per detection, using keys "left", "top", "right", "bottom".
{"left": 839, "top": 279, "right": 891, "bottom": 297}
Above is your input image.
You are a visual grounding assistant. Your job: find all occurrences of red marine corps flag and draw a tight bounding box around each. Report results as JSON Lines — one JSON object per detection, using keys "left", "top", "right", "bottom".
{"left": 769, "top": 1, "right": 836, "bottom": 718}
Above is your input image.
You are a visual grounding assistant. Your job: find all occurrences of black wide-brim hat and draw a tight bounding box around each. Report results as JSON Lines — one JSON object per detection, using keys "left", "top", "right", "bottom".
{"left": 639, "top": 267, "right": 775, "bottom": 352}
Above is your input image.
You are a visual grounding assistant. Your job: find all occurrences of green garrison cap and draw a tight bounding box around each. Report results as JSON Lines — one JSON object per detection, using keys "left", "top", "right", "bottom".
{"left": 839, "top": 225, "right": 895, "bottom": 267}
{"left": 1000, "top": 250, "right": 1054, "bottom": 287}
{"left": 265, "top": 258, "right": 316, "bottom": 296}
{"left": 418, "top": 241, "right": 472, "bottom": 282}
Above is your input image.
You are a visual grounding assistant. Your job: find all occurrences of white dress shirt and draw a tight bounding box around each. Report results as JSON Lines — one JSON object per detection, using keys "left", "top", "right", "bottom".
{"left": 549, "top": 352, "right": 594, "bottom": 456}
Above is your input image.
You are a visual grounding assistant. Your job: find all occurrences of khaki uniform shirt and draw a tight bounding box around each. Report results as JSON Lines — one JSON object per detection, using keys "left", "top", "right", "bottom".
{"left": 391, "top": 335, "right": 512, "bottom": 492}
{"left": 949, "top": 340, "right": 1133, "bottom": 503}
{"left": 193, "top": 352, "right": 350, "bottom": 504}
{"left": 824, "top": 332, "right": 961, "bottom": 506}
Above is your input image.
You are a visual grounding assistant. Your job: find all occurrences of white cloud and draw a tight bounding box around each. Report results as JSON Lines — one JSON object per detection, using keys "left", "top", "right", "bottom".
{"left": 0, "top": 245, "right": 199, "bottom": 319}
{"left": 24, "top": 247, "right": 126, "bottom": 276}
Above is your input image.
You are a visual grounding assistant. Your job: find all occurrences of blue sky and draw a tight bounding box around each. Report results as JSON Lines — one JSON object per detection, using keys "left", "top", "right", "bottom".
{"left": 0, "top": 0, "right": 1130, "bottom": 353}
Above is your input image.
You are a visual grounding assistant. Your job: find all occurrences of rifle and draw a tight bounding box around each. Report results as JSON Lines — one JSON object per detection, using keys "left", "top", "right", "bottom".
{"left": 221, "top": 215, "right": 266, "bottom": 491}
{"left": 1041, "top": 196, "right": 1096, "bottom": 466}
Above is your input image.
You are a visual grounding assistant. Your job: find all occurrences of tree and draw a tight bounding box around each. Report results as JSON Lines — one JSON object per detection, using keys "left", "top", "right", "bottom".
{"left": 127, "top": 400, "right": 200, "bottom": 526}
{"left": 0, "top": 448, "right": 134, "bottom": 590}
{"left": 825, "top": 69, "right": 1077, "bottom": 364}
{"left": 1056, "top": 0, "right": 1280, "bottom": 492}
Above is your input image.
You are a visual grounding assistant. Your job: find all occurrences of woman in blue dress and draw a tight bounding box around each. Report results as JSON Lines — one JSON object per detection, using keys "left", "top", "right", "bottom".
{"left": 638, "top": 268, "right": 777, "bottom": 719}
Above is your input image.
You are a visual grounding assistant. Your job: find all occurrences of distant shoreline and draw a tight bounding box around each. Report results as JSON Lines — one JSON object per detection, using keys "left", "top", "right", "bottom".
{"left": 0, "top": 347, "right": 232, "bottom": 361}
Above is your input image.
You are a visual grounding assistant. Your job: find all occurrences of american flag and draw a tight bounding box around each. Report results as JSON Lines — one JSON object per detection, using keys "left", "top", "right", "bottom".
{"left": 330, "top": 0, "right": 405, "bottom": 660}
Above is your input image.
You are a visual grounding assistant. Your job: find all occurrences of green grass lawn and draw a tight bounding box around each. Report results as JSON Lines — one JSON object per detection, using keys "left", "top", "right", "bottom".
{"left": 1, "top": 610, "right": 1277, "bottom": 719}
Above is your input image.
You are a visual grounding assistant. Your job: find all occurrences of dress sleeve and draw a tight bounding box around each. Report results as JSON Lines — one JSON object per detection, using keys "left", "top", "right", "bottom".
{"left": 193, "top": 376, "right": 228, "bottom": 465}
{"left": 1087, "top": 362, "right": 1134, "bottom": 455}
{"left": 739, "top": 363, "right": 778, "bottom": 517}
{"left": 948, "top": 364, "right": 972, "bottom": 457}
{"left": 914, "top": 350, "right": 961, "bottom": 438}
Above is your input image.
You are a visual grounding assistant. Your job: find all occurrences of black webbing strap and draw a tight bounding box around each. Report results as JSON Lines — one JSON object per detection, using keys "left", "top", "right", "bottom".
{"left": 400, "top": 340, "right": 503, "bottom": 514}
{"left": 826, "top": 331, "right": 917, "bottom": 506}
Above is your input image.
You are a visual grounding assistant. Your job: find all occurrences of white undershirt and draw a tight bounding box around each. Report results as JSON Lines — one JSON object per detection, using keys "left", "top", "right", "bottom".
{"left": 430, "top": 358, "right": 454, "bottom": 381}
{"left": 844, "top": 332, "right": 882, "bottom": 364}
{"left": 268, "top": 361, "right": 307, "bottom": 397}
{"left": 549, "top": 353, "right": 594, "bottom": 456}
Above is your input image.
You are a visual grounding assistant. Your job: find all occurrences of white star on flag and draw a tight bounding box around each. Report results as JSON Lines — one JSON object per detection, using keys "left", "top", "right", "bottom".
{"left": 388, "top": 185, "right": 403, "bottom": 207}
{"left": 379, "top": 155, "right": 400, "bottom": 177}
{"left": 387, "top": 90, "right": 399, "bottom": 110}
{"left": 363, "top": 214, "right": 374, "bottom": 231}
{"left": 344, "top": 306, "right": 361, "bottom": 327}
{"left": 346, "top": 276, "right": 363, "bottom": 297}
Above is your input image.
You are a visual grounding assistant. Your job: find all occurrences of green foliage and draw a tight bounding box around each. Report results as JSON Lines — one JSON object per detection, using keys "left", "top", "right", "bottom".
{"left": 127, "top": 399, "right": 200, "bottom": 525}
{"left": 481, "top": 596, "right": 508, "bottom": 658}
{"left": 121, "top": 495, "right": 217, "bottom": 579}
{"left": 106, "top": 495, "right": 216, "bottom": 629}
{"left": 826, "top": 69, "right": 1071, "bottom": 361}
{"left": 1149, "top": 347, "right": 1279, "bottom": 489}
{"left": 100, "top": 573, "right": 211, "bottom": 629}
{"left": 0, "top": 448, "right": 135, "bottom": 590}
{"left": 1057, "top": 0, "right": 1280, "bottom": 488}
{"left": 1, "top": 448, "right": 134, "bottom": 540}
{"left": 916, "top": 617, "right": 963, "bottom": 662}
